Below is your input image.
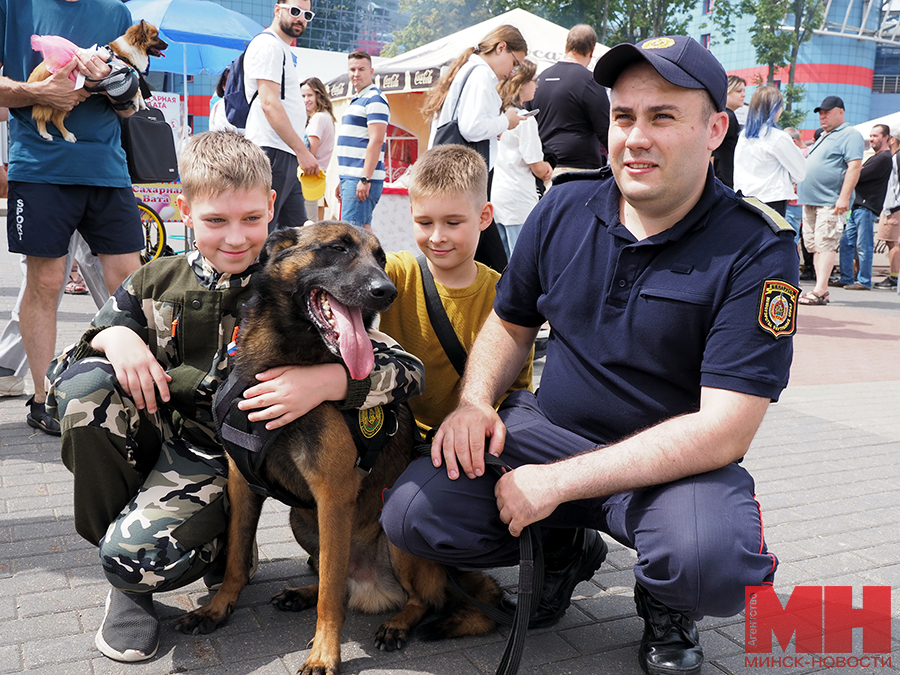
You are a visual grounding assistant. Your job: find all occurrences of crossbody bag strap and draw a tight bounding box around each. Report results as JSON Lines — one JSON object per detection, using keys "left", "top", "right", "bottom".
{"left": 448, "top": 63, "right": 478, "bottom": 123}
{"left": 416, "top": 254, "right": 467, "bottom": 376}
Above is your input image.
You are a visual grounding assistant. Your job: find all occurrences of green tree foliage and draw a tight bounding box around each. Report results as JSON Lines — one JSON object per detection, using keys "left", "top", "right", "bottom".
{"left": 380, "top": 0, "right": 697, "bottom": 56}
{"left": 708, "top": 0, "right": 824, "bottom": 126}
{"left": 380, "top": 0, "right": 503, "bottom": 57}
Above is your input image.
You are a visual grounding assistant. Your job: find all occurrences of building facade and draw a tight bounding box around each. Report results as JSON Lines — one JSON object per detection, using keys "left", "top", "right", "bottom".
{"left": 687, "top": 0, "right": 899, "bottom": 135}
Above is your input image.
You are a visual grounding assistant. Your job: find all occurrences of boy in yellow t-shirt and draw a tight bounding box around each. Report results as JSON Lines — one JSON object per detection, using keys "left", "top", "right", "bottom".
{"left": 378, "top": 144, "right": 533, "bottom": 437}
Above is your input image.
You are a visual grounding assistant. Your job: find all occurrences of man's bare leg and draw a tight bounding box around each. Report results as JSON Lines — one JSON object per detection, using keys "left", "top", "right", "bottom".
{"left": 813, "top": 249, "right": 836, "bottom": 298}
{"left": 20, "top": 255, "right": 68, "bottom": 403}
{"left": 98, "top": 252, "right": 141, "bottom": 296}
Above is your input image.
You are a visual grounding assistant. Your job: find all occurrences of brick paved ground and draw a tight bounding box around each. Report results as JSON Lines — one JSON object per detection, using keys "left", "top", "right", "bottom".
{"left": 1, "top": 235, "right": 899, "bottom": 674}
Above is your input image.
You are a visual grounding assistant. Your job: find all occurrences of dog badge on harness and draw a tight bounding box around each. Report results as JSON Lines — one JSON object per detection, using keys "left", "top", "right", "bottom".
{"left": 358, "top": 406, "right": 384, "bottom": 439}
{"left": 757, "top": 279, "right": 799, "bottom": 338}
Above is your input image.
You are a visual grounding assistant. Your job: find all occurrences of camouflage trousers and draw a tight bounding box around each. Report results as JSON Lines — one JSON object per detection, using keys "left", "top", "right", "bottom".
{"left": 49, "top": 357, "right": 227, "bottom": 594}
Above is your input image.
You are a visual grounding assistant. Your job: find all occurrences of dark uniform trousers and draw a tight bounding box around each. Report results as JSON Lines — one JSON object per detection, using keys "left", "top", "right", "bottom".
{"left": 381, "top": 390, "right": 777, "bottom": 620}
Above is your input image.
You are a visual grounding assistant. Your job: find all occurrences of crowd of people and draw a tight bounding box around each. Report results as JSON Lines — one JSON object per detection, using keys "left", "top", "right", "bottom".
{"left": 716, "top": 88, "right": 900, "bottom": 300}
{"left": 0, "top": 2, "right": 897, "bottom": 673}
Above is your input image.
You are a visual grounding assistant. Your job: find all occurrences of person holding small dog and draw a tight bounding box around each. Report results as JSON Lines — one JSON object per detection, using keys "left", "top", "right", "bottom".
{"left": 0, "top": 0, "right": 146, "bottom": 434}
{"left": 46, "top": 131, "right": 425, "bottom": 664}
{"left": 378, "top": 144, "right": 533, "bottom": 438}
{"left": 382, "top": 37, "right": 798, "bottom": 675}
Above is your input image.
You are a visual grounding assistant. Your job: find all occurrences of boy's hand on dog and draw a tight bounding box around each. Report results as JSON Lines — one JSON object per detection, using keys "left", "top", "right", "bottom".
{"left": 37, "top": 60, "right": 90, "bottom": 111}
{"left": 91, "top": 326, "right": 171, "bottom": 414}
{"left": 240, "top": 363, "right": 348, "bottom": 430}
{"left": 431, "top": 401, "right": 506, "bottom": 481}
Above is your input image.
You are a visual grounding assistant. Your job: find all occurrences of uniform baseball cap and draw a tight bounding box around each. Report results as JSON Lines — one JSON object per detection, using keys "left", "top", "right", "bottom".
{"left": 593, "top": 36, "right": 727, "bottom": 112}
{"left": 814, "top": 96, "right": 844, "bottom": 113}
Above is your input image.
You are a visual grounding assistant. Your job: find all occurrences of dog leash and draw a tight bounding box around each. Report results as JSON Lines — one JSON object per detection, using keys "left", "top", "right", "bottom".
{"left": 415, "top": 442, "right": 542, "bottom": 675}
{"left": 415, "top": 254, "right": 542, "bottom": 674}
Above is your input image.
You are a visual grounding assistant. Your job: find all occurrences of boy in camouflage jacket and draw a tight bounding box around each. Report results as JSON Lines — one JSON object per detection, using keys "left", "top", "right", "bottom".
{"left": 46, "top": 132, "right": 424, "bottom": 663}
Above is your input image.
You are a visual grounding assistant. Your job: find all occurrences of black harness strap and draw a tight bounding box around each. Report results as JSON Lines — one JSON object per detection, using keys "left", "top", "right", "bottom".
{"left": 214, "top": 368, "right": 396, "bottom": 509}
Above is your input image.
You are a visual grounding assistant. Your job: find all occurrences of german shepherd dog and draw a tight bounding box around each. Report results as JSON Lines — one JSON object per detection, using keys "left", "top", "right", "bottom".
{"left": 175, "top": 223, "right": 500, "bottom": 675}
{"left": 29, "top": 20, "right": 168, "bottom": 142}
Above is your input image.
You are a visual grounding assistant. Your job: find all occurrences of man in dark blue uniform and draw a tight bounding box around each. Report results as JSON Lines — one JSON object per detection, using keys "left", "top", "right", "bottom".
{"left": 381, "top": 36, "right": 799, "bottom": 675}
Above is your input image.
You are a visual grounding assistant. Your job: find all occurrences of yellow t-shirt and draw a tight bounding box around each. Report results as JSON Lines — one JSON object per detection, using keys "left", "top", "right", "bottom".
{"left": 379, "top": 251, "right": 533, "bottom": 434}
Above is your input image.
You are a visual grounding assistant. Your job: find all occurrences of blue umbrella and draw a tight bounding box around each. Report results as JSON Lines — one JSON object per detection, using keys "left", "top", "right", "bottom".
{"left": 126, "top": 0, "right": 264, "bottom": 51}
{"left": 125, "top": 0, "right": 265, "bottom": 141}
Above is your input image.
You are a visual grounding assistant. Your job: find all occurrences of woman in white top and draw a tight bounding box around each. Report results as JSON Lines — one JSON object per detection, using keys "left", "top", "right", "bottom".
{"left": 422, "top": 24, "right": 528, "bottom": 271}
{"left": 733, "top": 85, "right": 806, "bottom": 216}
{"left": 491, "top": 60, "right": 552, "bottom": 258}
{"left": 300, "top": 77, "right": 336, "bottom": 221}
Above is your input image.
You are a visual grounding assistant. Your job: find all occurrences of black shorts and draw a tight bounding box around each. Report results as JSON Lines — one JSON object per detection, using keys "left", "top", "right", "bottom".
{"left": 6, "top": 182, "right": 144, "bottom": 258}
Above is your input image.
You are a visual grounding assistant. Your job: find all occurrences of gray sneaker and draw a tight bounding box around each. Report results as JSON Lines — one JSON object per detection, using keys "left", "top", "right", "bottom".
{"left": 95, "top": 588, "right": 159, "bottom": 662}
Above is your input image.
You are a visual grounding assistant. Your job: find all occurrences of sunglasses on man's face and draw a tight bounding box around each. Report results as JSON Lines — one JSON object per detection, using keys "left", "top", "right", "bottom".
{"left": 277, "top": 4, "right": 315, "bottom": 21}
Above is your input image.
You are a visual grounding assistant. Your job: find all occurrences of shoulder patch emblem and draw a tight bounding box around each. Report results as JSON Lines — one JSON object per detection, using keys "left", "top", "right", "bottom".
{"left": 758, "top": 279, "right": 799, "bottom": 338}
{"left": 358, "top": 406, "right": 385, "bottom": 439}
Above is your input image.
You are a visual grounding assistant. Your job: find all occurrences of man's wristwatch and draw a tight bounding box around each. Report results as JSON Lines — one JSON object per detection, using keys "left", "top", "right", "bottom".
{"left": 359, "top": 176, "right": 370, "bottom": 184}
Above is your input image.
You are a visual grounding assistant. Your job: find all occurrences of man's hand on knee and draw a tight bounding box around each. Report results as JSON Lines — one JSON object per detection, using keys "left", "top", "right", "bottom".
{"left": 431, "top": 401, "right": 506, "bottom": 480}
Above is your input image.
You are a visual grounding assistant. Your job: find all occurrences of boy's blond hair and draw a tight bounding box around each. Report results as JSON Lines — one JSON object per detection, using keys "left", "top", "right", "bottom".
{"left": 178, "top": 131, "right": 272, "bottom": 202}
{"left": 408, "top": 145, "right": 488, "bottom": 207}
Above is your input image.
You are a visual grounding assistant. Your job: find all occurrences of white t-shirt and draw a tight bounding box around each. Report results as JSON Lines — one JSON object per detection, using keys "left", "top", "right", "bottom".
{"left": 243, "top": 29, "right": 306, "bottom": 155}
{"left": 734, "top": 127, "right": 807, "bottom": 203}
{"left": 306, "top": 111, "right": 335, "bottom": 167}
{"left": 208, "top": 98, "right": 239, "bottom": 133}
{"left": 491, "top": 113, "right": 543, "bottom": 225}
{"left": 429, "top": 55, "right": 508, "bottom": 169}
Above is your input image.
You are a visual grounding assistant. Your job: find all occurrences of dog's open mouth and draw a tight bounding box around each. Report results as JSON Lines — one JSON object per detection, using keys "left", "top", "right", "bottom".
{"left": 149, "top": 47, "right": 166, "bottom": 58}
{"left": 308, "top": 289, "right": 374, "bottom": 380}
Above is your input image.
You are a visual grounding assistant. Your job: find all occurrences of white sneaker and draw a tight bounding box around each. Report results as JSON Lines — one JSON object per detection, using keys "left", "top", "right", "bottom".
{"left": 0, "top": 375, "right": 25, "bottom": 397}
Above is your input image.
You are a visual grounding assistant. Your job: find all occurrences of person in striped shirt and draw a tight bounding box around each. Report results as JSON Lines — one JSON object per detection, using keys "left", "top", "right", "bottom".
{"left": 336, "top": 51, "right": 389, "bottom": 230}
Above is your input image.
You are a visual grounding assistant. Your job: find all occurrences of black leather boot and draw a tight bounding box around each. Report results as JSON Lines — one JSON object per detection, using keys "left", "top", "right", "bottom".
{"left": 503, "top": 528, "right": 607, "bottom": 628}
{"left": 634, "top": 583, "right": 703, "bottom": 675}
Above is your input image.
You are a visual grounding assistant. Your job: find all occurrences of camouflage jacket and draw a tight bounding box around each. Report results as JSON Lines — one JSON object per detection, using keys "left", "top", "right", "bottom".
{"left": 49, "top": 251, "right": 425, "bottom": 454}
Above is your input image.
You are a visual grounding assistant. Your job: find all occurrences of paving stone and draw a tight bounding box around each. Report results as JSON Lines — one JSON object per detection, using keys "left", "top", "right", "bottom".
{"left": 2, "top": 246, "right": 900, "bottom": 674}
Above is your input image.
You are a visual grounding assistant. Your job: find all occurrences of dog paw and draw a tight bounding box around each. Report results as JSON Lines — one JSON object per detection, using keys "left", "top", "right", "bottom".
{"left": 39, "top": 132, "right": 53, "bottom": 141}
{"left": 63, "top": 133, "right": 76, "bottom": 143}
{"left": 173, "top": 608, "right": 230, "bottom": 635}
{"left": 374, "top": 623, "right": 409, "bottom": 652}
{"left": 298, "top": 659, "right": 339, "bottom": 675}
{"left": 271, "top": 588, "right": 316, "bottom": 612}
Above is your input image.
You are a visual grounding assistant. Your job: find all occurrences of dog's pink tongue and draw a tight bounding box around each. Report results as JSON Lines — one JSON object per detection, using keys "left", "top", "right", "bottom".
{"left": 328, "top": 293, "right": 374, "bottom": 380}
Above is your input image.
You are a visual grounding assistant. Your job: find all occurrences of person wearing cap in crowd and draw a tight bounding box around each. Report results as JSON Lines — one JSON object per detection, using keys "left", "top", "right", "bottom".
{"left": 380, "top": 35, "right": 798, "bottom": 675}
{"left": 833, "top": 123, "right": 893, "bottom": 290}
{"left": 796, "top": 96, "right": 865, "bottom": 304}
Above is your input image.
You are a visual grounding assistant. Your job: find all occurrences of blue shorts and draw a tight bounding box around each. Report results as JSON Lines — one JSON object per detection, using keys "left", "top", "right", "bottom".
{"left": 339, "top": 177, "right": 383, "bottom": 227}
{"left": 7, "top": 182, "right": 143, "bottom": 258}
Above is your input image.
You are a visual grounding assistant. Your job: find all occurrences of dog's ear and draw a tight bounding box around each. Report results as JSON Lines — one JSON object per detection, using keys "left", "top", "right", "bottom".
{"left": 259, "top": 227, "right": 302, "bottom": 267}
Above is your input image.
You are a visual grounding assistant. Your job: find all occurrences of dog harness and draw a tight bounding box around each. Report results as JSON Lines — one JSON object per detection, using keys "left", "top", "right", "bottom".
{"left": 214, "top": 367, "right": 397, "bottom": 509}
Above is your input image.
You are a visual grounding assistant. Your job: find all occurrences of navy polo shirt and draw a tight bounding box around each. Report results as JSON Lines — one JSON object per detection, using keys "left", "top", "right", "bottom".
{"left": 495, "top": 168, "right": 798, "bottom": 447}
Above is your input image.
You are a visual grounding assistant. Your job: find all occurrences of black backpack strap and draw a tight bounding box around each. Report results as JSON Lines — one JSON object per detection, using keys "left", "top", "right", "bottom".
{"left": 416, "top": 255, "right": 467, "bottom": 376}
